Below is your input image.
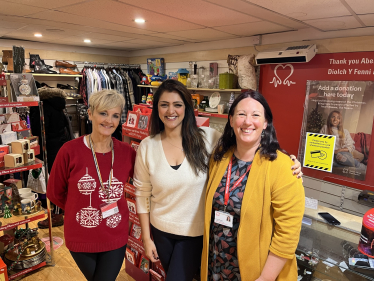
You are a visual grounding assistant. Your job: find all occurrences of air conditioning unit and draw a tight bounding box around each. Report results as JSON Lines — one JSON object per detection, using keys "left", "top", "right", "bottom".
{"left": 255, "top": 44, "right": 317, "bottom": 65}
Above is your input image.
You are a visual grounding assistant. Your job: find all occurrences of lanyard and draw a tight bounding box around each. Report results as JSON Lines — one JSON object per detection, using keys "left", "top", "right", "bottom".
{"left": 89, "top": 135, "right": 114, "bottom": 200}
{"left": 224, "top": 157, "right": 252, "bottom": 211}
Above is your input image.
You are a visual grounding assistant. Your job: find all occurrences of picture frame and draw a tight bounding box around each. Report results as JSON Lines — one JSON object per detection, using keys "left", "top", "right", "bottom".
{"left": 130, "top": 141, "right": 140, "bottom": 152}
{"left": 130, "top": 223, "right": 142, "bottom": 240}
{"left": 137, "top": 113, "right": 151, "bottom": 131}
{"left": 126, "top": 111, "right": 138, "bottom": 128}
{"left": 126, "top": 198, "right": 137, "bottom": 215}
{"left": 126, "top": 248, "right": 136, "bottom": 265}
{"left": 139, "top": 254, "right": 150, "bottom": 274}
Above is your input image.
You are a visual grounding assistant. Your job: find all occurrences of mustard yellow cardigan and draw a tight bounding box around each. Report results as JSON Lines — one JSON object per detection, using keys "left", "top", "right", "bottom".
{"left": 201, "top": 148, "right": 305, "bottom": 281}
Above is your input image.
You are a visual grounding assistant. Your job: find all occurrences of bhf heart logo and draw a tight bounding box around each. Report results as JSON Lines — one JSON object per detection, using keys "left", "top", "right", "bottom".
{"left": 269, "top": 64, "right": 296, "bottom": 87}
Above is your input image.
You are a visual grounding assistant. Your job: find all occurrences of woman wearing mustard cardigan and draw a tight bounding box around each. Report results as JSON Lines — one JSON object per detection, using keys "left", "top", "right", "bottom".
{"left": 201, "top": 91, "right": 305, "bottom": 281}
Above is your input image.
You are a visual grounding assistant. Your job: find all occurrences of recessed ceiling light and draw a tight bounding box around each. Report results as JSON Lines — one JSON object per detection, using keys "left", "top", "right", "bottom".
{"left": 34, "top": 33, "right": 42, "bottom": 37}
{"left": 134, "top": 18, "right": 146, "bottom": 24}
{"left": 84, "top": 39, "right": 91, "bottom": 43}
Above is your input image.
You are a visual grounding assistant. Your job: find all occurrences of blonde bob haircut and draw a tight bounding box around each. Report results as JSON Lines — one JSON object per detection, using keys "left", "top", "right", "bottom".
{"left": 88, "top": 90, "right": 125, "bottom": 114}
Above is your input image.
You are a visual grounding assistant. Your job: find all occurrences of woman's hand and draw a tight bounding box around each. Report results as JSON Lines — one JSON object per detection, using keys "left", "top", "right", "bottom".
{"left": 255, "top": 277, "right": 272, "bottom": 281}
{"left": 143, "top": 238, "right": 159, "bottom": 262}
{"left": 290, "top": 155, "right": 303, "bottom": 179}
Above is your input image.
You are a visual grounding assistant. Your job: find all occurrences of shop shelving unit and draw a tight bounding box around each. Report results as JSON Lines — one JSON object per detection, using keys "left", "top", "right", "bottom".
{"left": 0, "top": 80, "right": 54, "bottom": 279}
{"left": 5, "top": 73, "right": 82, "bottom": 78}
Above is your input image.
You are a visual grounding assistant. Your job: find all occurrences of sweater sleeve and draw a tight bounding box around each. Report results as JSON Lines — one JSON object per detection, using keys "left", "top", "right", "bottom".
{"left": 319, "top": 125, "right": 327, "bottom": 135}
{"left": 46, "top": 145, "right": 70, "bottom": 210}
{"left": 269, "top": 154, "right": 305, "bottom": 259}
{"left": 343, "top": 129, "right": 355, "bottom": 153}
{"left": 134, "top": 142, "right": 152, "bottom": 213}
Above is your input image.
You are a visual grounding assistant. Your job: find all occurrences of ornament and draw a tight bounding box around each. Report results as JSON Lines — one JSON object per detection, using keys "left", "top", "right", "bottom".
{"left": 141, "top": 94, "right": 147, "bottom": 104}
{"left": 99, "top": 176, "right": 123, "bottom": 203}
{"left": 19, "top": 76, "right": 31, "bottom": 95}
{"left": 76, "top": 207, "right": 102, "bottom": 228}
{"left": 106, "top": 213, "right": 122, "bottom": 228}
{"left": 77, "top": 168, "right": 96, "bottom": 195}
{"left": 4, "top": 204, "right": 12, "bottom": 219}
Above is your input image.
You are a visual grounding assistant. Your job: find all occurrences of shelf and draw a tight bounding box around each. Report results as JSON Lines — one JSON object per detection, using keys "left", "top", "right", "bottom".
{"left": 198, "top": 112, "right": 228, "bottom": 119}
{"left": 137, "top": 84, "right": 241, "bottom": 92}
{"left": 0, "top": 158, "right": 43, "bottom": 176}
{"left": 9, "top": 261, "right": 47, "bottom": 280}
{"left": 5, "top": 73, "right": 82, "bottom": 78}
{"left": 66, "top": 97, "right": 83, "bottom": 100}
{"left": 0, "top": 101, "right": 39, "bottom": 108}
{"left": 0, "top": 212, "right": 45, "bottom": 231}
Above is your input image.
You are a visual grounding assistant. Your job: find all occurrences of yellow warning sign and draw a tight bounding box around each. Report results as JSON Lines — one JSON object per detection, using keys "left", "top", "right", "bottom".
{"left": 303, "top": 133, "right": 336, "bottom": 172}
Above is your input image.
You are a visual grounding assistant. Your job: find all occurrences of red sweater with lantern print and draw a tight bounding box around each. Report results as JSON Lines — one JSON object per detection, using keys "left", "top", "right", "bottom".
{"left": 47, "top": 136, "right": 136, "bottom": 253}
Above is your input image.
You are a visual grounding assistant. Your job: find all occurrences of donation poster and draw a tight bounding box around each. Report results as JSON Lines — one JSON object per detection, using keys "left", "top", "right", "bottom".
{"left": 302, "top": 80, "right": 374, "bottom": 181}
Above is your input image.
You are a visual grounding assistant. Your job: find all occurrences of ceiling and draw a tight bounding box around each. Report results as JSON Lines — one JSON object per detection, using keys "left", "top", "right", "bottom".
{"left": 0, "top": 0, "right": 373, "bottom": 51}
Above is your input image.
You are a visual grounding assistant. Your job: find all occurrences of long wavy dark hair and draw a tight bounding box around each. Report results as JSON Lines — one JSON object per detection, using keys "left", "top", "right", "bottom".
{"left": 213, "top": 90, "right": 282, "bottom": 162}
{"left": 149, "top": 79, "right": 209, "bottom": 175}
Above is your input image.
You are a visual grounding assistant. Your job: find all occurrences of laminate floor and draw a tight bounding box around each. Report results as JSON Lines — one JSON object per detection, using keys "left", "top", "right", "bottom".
{"left": 11, "top": 216, "right": 135, "bottom": 281}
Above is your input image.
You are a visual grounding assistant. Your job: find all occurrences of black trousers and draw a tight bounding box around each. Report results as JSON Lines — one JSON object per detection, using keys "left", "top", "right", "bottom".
{"left": 70, "top": 244, "right": 127, "bottom": 281}
{"left": 151, "top": 225, "right": 203, "bottom": 281}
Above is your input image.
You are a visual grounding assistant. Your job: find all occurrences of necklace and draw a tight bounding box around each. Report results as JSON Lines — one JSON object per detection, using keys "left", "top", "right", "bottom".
{"left": 164, "top": 138, "right": 183, "bottom": 151}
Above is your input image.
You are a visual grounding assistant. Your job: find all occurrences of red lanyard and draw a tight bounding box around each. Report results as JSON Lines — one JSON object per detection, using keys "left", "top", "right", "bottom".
{"left": 224, "top": 157, "right": 252, "bottom": 211}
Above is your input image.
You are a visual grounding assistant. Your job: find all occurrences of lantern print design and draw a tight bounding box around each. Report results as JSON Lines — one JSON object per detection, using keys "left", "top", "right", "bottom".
{"left": 106, "top": 213, "right": 122, "bottom": 228}
{"left": 76, "top": 206, "right": 102, "bottom": 228}
{"left": 78, "top": 168, "right": 96, "bottom": 195}
{"left": 99, "top": 176, "right": 124, "bottom": 203}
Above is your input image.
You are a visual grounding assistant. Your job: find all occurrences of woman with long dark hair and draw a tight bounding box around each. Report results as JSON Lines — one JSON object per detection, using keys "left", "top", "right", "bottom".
{"left": 134, "top": 81, "right": 302, "bottom": 280}
{"left": 201, "top": 91, "right": 304, "bottom": 281}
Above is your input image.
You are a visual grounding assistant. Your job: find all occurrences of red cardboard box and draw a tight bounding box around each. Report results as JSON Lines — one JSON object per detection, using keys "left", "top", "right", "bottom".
{"left": 11, "top": 120, "right": 28, "bottom": 131}
{"left": 0, "top": 257, "right": 9, "bottom": 281}
{"left": 0, "top": 145, "right": 9, "bottom": 168}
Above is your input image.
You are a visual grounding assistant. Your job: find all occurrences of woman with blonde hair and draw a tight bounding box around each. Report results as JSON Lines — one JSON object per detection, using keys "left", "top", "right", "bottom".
{"left": 48, "top": 90, "right": 136, "bottom": 281}
{"left": 320, "top": 110, "right": 364, "bottom": 168}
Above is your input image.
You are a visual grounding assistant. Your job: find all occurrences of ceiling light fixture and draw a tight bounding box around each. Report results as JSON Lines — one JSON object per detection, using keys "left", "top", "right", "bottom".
{"left": 134, "top": 18, "right": 146, "bottom": 24}
{"left": 34, "top": 33, "right": 42, "bottom": 37}
{"left": 84, "top": 39, "right": 91, "bottom": 43}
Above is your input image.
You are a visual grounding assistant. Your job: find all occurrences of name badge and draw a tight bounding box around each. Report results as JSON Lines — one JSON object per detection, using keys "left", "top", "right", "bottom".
{"left": 100, "top": 202, "right": 119, "bottom": 219}
{"left": 214, "top": 210, "right": 233, "bottom": 228}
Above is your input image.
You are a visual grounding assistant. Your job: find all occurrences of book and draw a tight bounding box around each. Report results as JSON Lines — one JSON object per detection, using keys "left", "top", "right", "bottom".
{"left": 126, "top": 198, "right": 137, "bottom": 215}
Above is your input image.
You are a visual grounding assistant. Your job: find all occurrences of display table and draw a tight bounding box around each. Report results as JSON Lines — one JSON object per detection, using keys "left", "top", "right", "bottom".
{"left": 298, "top": 207, "right": 373, "bottom": 280}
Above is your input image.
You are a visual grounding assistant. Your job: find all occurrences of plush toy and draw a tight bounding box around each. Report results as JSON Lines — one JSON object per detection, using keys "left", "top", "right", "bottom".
{"left": 146, "top": 93, "right": 153, "bottom": 105}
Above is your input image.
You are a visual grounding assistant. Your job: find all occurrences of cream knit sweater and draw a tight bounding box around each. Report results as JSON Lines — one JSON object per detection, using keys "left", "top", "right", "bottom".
{"left": 134, "top": 126, "right": 221, "bottom": 237}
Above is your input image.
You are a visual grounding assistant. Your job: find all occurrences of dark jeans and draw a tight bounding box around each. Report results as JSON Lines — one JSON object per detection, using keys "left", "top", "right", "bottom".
{"left": 70, "top": 244, "right": 127, "bottom": 281}
{"left": 151, "top": 224, "right": 203, "bottom": 281}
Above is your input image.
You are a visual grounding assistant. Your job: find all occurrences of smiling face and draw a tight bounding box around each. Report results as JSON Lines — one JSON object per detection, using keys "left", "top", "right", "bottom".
{"left": 88, "top": 106, "right": 121, "bottom": 137}
{"left": 158, "top": 91, "right": 185, "bottom": 132}
{"left": 229, "top": 97, "right": 268, "bottom": 149}
{"left": 330, "top": 112, "right": 341, "bottom": 127}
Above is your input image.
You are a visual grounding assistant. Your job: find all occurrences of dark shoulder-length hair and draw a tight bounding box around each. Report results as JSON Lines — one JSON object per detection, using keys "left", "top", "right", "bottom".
{"left": 213, "top": 90, "right": 282, "bottom": 162}
{"left": 149, "top": 79, "right": 209, "bottom": 175}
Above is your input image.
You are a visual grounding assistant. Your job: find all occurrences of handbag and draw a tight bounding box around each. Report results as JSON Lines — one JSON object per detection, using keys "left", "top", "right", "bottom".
{"left": 27, "top": 167, "right": 46, "bottom": 194}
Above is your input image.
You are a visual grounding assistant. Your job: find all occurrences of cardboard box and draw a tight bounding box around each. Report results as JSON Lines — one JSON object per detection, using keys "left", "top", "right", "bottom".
{"left": 26, "top": 136, "right": 38, "bottom": 148}
{"left": 0, "top": 257, "right": 9, "bottom": 281}
{"left": 17, "top": 129, "right": 31, "bottom": 139}
{"left": 4, "top": 153, "right": 24, "bottom": 167}
{"left": 0, "top": 124, "right": 11, "bottom": 134}
{"left": 3, "top": 113, "right": 19, "bottom": 123}
{"left": 3, "top": 178, "right": 22, "bottom": 189}
{"left": 0, "top": 131, "right": 17, "bottom": 145}
{"left": 0, "top": 145, "right": 9, "bottom": 168}
{"left": 23, "top": 149, "right": 35, "bottom": 163}
{"left": 11, "top": 139, "right": 30, "bottom": 154}
{"left": 11, "top": 120, "right": 28, "bottom": 131}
